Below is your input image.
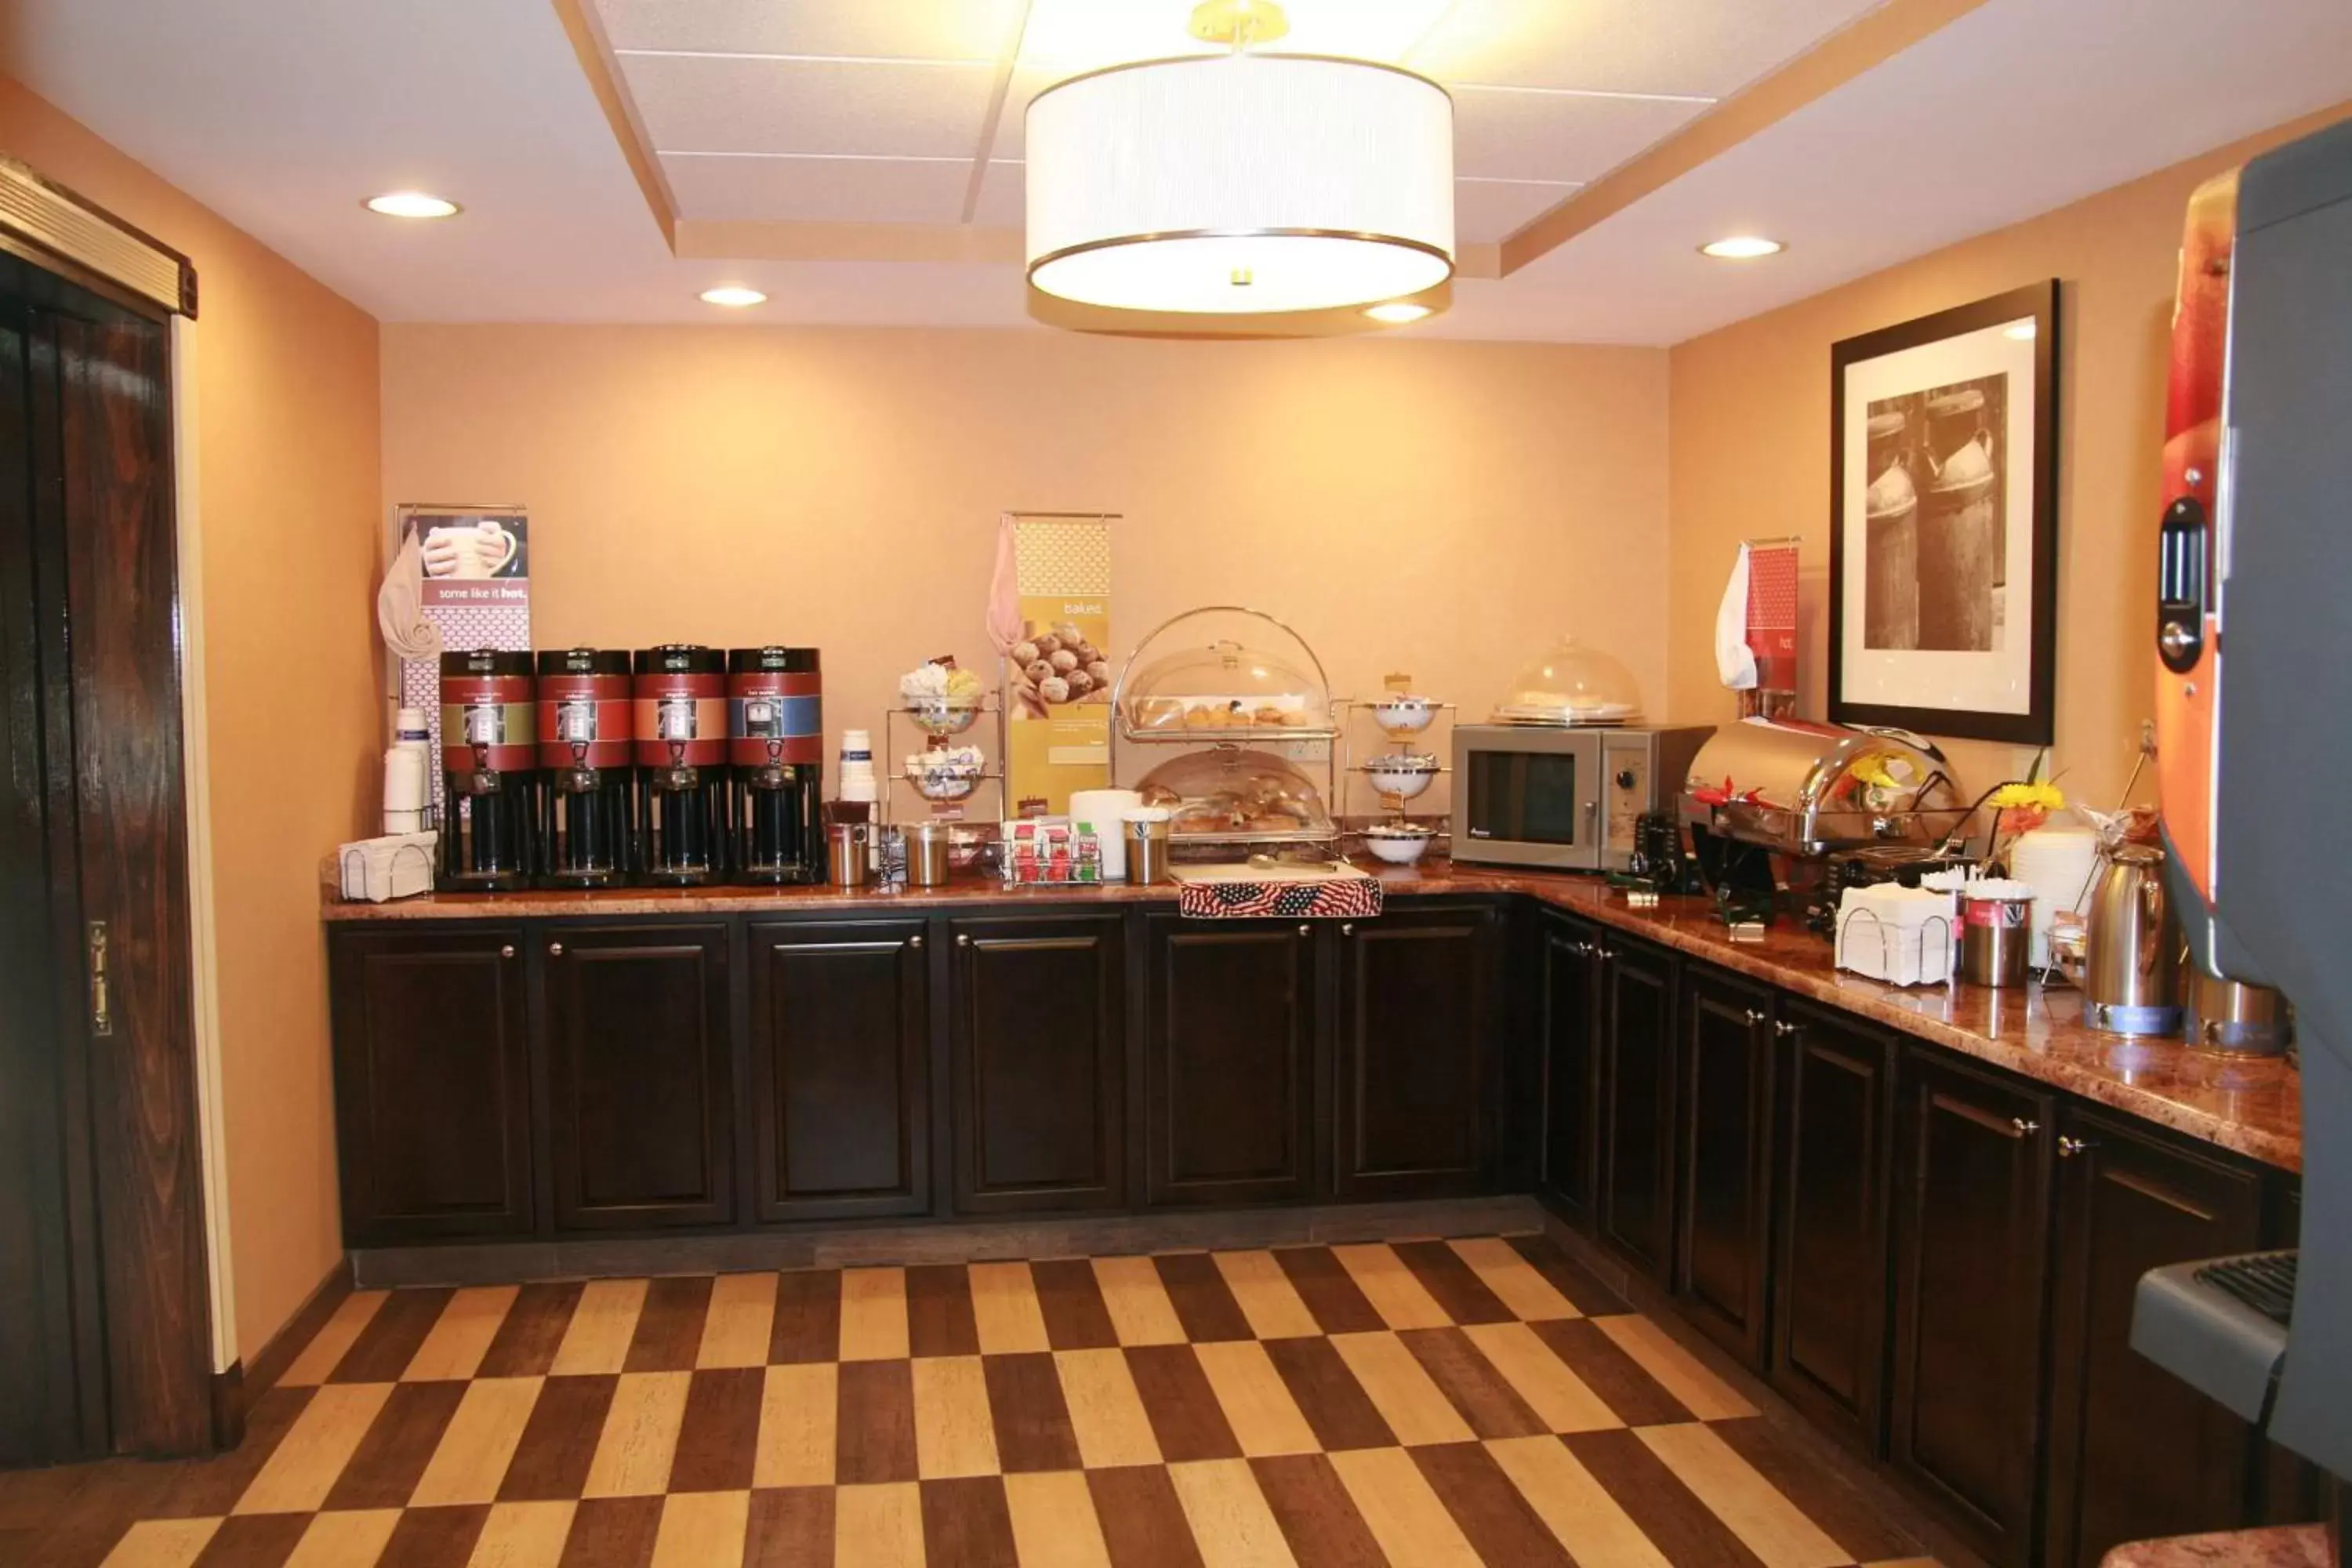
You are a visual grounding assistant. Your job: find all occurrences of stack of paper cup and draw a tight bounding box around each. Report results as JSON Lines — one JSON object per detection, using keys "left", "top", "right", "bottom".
{"left": 1069, "top": 789, "right": 1144, "bottom": 880}
{"left": 2011, "top": 826, "right": 2102, "bottom": 967}
{"left": 837, "top": 728, "right": 877, "bottom": 807}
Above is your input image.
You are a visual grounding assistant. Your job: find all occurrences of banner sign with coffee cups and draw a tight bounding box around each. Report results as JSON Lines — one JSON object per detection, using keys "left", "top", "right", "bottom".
{"left": 391, "top": 504, "right": 533, "bottom": 814}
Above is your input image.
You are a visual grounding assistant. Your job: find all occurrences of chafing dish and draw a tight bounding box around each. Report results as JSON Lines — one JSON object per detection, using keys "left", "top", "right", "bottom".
{"left": 1681, "top": 718, "right": 1969, "bottom": 856}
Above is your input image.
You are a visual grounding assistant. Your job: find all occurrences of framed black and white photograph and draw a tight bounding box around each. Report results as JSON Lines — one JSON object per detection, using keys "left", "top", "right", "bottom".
{"left": 1828, "top": 281, "right": 2058, "bottom": 744}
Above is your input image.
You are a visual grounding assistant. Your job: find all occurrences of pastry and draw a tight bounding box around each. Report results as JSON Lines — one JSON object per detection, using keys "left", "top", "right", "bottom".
{"left": 1185, "top": 705, "right": 1218, "bottom": 730}
{"left": 1253, "top": 705, "right": 1286, "bottom": 726}
{"left": 1048, "top": 648, "right": 1080, "bottom": 673}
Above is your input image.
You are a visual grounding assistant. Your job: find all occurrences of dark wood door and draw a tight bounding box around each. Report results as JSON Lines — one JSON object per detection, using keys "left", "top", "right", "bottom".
{"left": 1889, "top": 1048, "right": 2055, "bottom": 1567}
{"left": 2043, "top": 1108, "right": 2264, "bottom": 1568}
{"left": 950, "top": 913, "right": 1124, "bottom": 1214}
{"left": 1675, "top": 964, "right": 1775, "bottom": 1368}
{"left": 1334, "top": 906, "right": 1497, "bottom": 1200}
{"left": 1596, "top": 935, "right": 1677, "bottom": 1283}
{"left": 1142, "top": 915, "right": 1316, "bottom": 1207}
{"left": 0, "top": 258, "right": 209, "bottom": 1460}
{"left": 1536, "top": 910, "right": 1602, "bottom": 1225}
{"left": 328, "top": 927, "right": 534, "bottom": 1243}
{"left": 1769, "top": 998, "right": 1897, "bottom": 1452}
{"left": 747, "top": 919, "right": 929, "bottom": 1221}
{"left": 546, "top": 923, "right": 732, "bottom": 1229}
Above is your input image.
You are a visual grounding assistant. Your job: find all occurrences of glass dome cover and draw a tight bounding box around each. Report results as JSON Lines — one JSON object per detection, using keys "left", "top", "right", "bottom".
{"left": 1492, "top": 636, "right": 1644, "bottom": 725}
{"left": 1116, "top": 608, "right": 1333, "bottom": 738}
{"left": 1132, "top": 746, "right": 1333, "bottom": 839}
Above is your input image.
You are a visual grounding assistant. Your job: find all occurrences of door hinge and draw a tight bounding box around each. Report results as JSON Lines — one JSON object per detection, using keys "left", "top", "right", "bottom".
{"left": 87, "top": 920, "right": 112, "bottom": 1037}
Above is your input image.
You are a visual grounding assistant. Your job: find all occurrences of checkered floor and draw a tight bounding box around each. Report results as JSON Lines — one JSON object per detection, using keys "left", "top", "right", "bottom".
{"left": 64, "top": 1236, "right": 1930, "bottom": 1567}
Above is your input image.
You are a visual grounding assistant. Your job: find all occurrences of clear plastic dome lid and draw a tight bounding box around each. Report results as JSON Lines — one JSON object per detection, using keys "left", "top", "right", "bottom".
{"left": 1131, "top": 746, "right": 1332, "bottom": 837}
{"left": 1491, "top": 636, "right": 1644, "bottom": 725}
{"left": 1121, "top": 633, "right": 1330, "bottom": 736}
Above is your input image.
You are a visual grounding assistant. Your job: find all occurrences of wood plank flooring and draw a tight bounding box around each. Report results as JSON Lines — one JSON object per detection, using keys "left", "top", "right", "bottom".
{"left": 0, "top": 1236, "right": 1931, "bottom": 1567}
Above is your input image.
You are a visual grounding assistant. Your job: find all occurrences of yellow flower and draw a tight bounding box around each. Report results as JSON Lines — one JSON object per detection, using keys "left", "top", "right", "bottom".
{"left": 1852, "top": 753, "right": 1903, "bottom": 790}
{"left": 1988, "top": 780, "right": 2065, "bottom": 811}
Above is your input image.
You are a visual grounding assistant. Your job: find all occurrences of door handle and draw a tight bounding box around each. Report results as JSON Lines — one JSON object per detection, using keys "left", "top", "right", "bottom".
{"left": 1744, "top": 1007, "right": 1767, "bottom": 1025}
{"left": 548, "top": 941, "right": 564, "bottom": 956}
{"left": 956, "top": 933, "right": 971, "bottom": 947}
{"left": 1341, "top": 923, "right": 1355, "bottom": 936}
{"left": 1298, "top": 924, "right": 1312, "bottom": 936}
{"left": 86, "top": 920, "right": 111, "bottom": 1038}
{"left": 909, "top": 934, "right": 924, "bottom": 949}
{"left": 500, "top": 944, "right": 516, "bottom": 959}
{"left": 2058, "top": 1135, "right": 2096, "bottom": 1158}
{"left": 2011, "top": 1116, "right": 2040, "bottom": 1138}
{"left": 1772, "top": 1019, "right": 1798, "bottom": 1038}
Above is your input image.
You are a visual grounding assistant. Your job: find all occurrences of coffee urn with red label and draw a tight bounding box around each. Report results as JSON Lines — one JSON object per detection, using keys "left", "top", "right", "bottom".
{"left": 535, "top": 648, "right": 636, "bottom": 887}
{"left": 728, "top": 646, "right": 823, "bottom": 884}
{"left": 633, "top": 644, "right": 728, "bottom": 884}
{"left": 437, "top": 648, "right": 538, "bottom": 891}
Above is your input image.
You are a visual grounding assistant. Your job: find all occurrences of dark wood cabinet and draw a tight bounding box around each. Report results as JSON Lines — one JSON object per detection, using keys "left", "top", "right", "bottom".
{"left": 746, "top": 919, "right": 930, "bottom": 1222}
{"left": 1334, "top": 907, "right": 1497, "bottom": 1200}
{"left": 545, "top": 924, "right": 733, "bottom": 1229}
{"left": 1675, "top": 964, "right": 1776, "bottom": 1368}
{"left": 1889, "top": 1048, "right": 2055, "bottom": 1567}
{"left": 1769, "top": 997, "right": 1897, "bottom": 1452}
{"left": 1141, "top": 916, "right": 1318, "bottom": 1207}
{"left": 1596, "top": 935, "right": 1677, "bottom": 1283}
{"left": 328, "top": 927, "right": 535, "bottom": 1243}
{"left": 2042, "top": 1108, "right": 2265, "bottom": 1568}
{"left": 949, "top": 913, "right": 1125, "bottom": 1214}
{"left": 1535, "top": 910, "right": 1602, "bottom": 1225}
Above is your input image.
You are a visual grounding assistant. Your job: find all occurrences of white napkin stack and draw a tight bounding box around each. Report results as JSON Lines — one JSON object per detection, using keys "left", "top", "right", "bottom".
{"left": 1835, "top": 883, "right": 1958, "bottom": 985}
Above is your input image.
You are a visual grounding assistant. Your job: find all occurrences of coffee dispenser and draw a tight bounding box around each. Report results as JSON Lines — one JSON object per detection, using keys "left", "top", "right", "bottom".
{"left": 535, "top": 648, "right": 636, "bottom": 887}
{"left": 728, "top": 647, "right": 824, "bottom": 884}
{"left": 437, "top": 649, "right": 538, "bottom": 890}
{"left": 633, "top": 644, "right": 728, "bottom": 884}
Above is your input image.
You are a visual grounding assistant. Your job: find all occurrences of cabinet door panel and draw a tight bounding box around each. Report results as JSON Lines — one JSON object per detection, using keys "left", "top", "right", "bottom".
{"left": 2044, "top": 1109, "right": 2263, "bottom": 1568}
{"left": 1335, "top": 908, "right": 1495, "bottom": 1200}
{"left": 1537, "top": 913, "right": 1601, "bottom": 1224}
{"left": 1677, "top": 965, "right": 1773, "bottom": 1368}
{"left": 1890, "top": 1050, "right": 2053, "bottom": 1566}
{"left": 1770, "top": 1000, "right": 1896, "bottom": 1450}
{"left": 546, "top": 924, "right": 731, "bottom": 1229}
{"left": 1145, "top": 917, "right": 1316, "bottom": 1207}
{"left": 1598, "top": 938, "right": 1676, "bottom": 1283}
{"left": 329, "top": 927, "right": 534, "bottom": 1243}
{"left": 952, "top": 914, "right": 1124, "bottom": 1213}
{"left": 750, "top": 920, "right": 928, "bottom": 1221}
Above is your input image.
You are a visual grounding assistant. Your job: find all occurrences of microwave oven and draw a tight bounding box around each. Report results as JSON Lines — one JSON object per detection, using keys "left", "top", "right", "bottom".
{"left": 1451, "top": 723, "right": 1714, "bottom": 873}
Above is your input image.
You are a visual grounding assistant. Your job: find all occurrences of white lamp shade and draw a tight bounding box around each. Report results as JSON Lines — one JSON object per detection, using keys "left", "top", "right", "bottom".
{"left": 1026, "top": 53, "right": 1454, "bottom": 315}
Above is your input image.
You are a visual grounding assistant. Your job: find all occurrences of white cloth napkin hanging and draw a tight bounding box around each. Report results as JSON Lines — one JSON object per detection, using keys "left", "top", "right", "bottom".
{"left": 376, "top": 530, "right": 442, "bottom": 663}
{"left": 985, "top": 511, "right": 1022, "bottom": 656}
{"left": 1715, "top": 541, "right": 1756, "bottom": 690}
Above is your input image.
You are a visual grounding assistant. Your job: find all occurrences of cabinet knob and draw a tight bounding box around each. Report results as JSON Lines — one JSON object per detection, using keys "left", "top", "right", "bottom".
{"left": 1596, "top": 947, "right": 1613, "bottom": 964}
{"left": 499, "top": 944, "right": 516, "bottom": 959}
{"left": 1298, "top": 924, "right": 1312, "bottom": 936}
{"left": 909, "top": 934, "right": 924, "bottom": 949}
{"left": 1340, "top": 923, "right": 1355, "bottom": 936}
{"left": 547, "top": 941, "right": 564, "bottom": 957}
{"left": 2011, "top": 1116, "right": 2040, "bottom": 1138}
{"left": 1744, "top": 1007, "right": 1768, "bottom": 1025}
{"left": 2057, "top": 1135, "right": 2095, "bottom": 1158}
{"left": 1773, "top": 1019, "right": 1798, "bottom": 1037}
{"left": 956, "top": 933, "right": 971, "bottom": 947}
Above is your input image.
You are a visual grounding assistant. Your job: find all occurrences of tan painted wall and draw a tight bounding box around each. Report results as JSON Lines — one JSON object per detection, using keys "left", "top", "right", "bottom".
{"left": 382, "top": 325, "right": 1671, "bottom": 813}
{"left": 0, "top": 78, "right": 380, "bottom": 1359}
{"left": 1668, "top": 101, "right": 2352, "bottom": 810}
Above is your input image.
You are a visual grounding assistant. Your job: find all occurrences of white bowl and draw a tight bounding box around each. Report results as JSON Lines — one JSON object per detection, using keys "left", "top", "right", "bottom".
{"left": 1368, "top": 696, "right": 1436, "bottom": 737}
{"left": 1362, "top": 826, "right": 1436, "bottom": 865}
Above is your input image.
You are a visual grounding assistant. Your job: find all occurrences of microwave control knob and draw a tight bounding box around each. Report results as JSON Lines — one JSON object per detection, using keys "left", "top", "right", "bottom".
{"left": 1615, "top": 768, "right": 1638, "bottom": 790}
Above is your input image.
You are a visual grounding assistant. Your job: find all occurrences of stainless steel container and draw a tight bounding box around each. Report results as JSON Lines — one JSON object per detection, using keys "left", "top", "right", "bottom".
{"left": 1958, "top": 889, "right": 2032, "bottom": 987}
{"left": 2082, "top": 844, "right": 2182, "bottom": 1035}
{"left": 826, "top": 821, "right": 871, "bottom": 887}
{"left": 1125, "top": 812, "right": 1172, "bottom": 885}
{"left": 2186, "top": 968, "right": 2291, "bottom": 1056}
{"left": 905, "top": 821, "right": 953, "bottom": 887}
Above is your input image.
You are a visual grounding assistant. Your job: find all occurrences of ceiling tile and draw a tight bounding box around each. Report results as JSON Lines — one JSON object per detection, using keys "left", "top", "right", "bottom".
{"left": 662, "top": 153, "right": 971, "bottom": 223}
{"left": 1411, "top": 0, "right": 1884, "bottom": 96}
{"left": 971, "top": 160, "right": 1025, "bottom": 229}
{"left": 1456, "top": 179, "right": 1579, "bottom": 243}
{"left": 1017, "top": 0, "right": 1450, "bottom": 71}
{"left": 1453, "top": 88, "right": 1710, "bottom": 182}
{"left": 594, "top": 0, "right": 1027, "bottom": 61}
{"left": 620, "top": 53, "right": 1000, "bottom": 157}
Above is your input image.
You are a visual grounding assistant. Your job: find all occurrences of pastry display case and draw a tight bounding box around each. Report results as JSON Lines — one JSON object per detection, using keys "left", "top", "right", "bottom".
{"left": 1108, "top": 606, "right": 1340, "bottom": 852}
{"left": 1490, "top": 635, "right": 1645, "bottom": 725}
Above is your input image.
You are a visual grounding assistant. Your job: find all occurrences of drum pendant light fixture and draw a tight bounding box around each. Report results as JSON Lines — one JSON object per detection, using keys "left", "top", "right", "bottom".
{"left": 1025, "top": 0, "right": 1455, "bottom": 318}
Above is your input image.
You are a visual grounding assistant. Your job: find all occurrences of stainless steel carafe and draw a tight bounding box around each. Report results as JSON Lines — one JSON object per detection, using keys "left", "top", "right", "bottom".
{"left": 2082, "top": 844, "right": 2182, "bottom": 1035}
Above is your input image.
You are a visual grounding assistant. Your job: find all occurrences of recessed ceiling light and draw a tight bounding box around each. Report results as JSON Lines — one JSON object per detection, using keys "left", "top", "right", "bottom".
{"left": 699, "top": 286, "right": 768, "bottom": 308}
{"left": 1364, "top": 301, "right": 1432, "bottom": 324}
{"left": 365, "top": 191, "right": 460, "bottom": 219}
{"left": 1700, "top": 235, "right": 1784, "bottom": 260}
{"left": 2005, "top": 321, "right": 2038, "bottom": 340}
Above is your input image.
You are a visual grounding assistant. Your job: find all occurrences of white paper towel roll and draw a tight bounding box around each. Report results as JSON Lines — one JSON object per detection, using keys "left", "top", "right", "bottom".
{"left": 1069, "top": 789, "right": 1144, "bottom": 880}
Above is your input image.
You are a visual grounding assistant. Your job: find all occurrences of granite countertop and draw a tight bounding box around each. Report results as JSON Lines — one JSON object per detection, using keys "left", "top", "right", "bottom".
{"left": 2102, "top": 1526, "right": 2334, "bottom": 1568}
{"left": 325, "top": 857, "right": 2302, "bottom": 1173}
